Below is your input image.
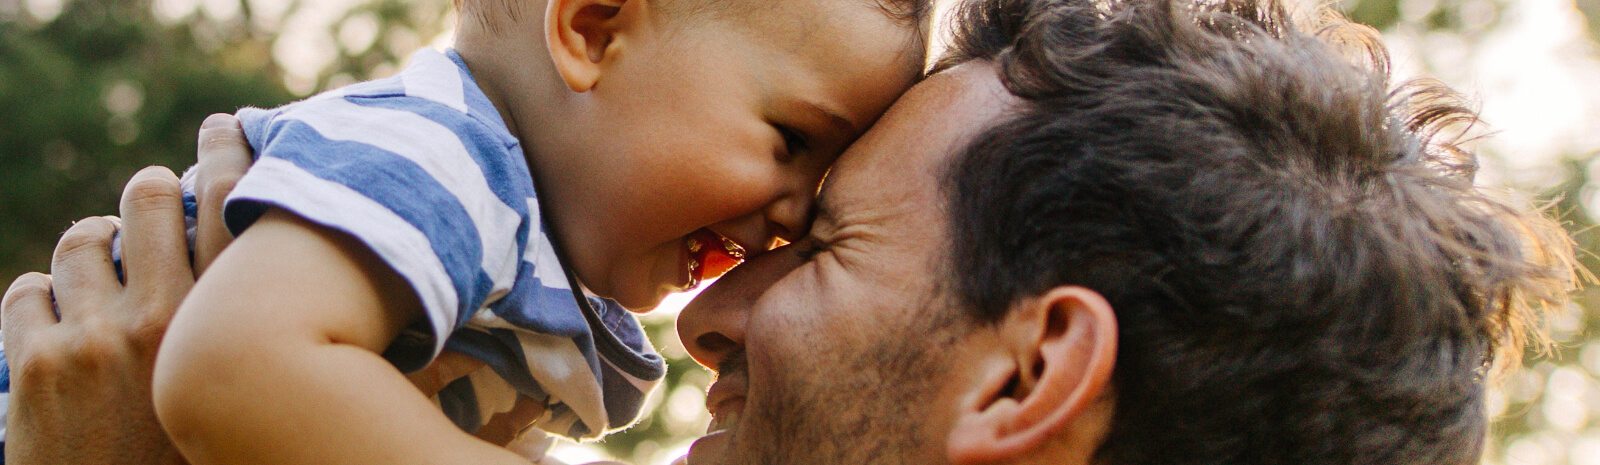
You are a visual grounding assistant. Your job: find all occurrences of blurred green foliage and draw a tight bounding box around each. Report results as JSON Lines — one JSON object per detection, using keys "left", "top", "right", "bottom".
{"left": 2, "top": 0, "right": 1599, "bottom": 463}
{"left": 0, "top": 0, "right": 453, "bottom": 281}
{"left": 0, "top": 0, "right": 287, "bottom": 280}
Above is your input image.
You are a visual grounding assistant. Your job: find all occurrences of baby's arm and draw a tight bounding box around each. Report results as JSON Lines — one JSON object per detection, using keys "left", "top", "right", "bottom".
{"left": 151, "top": 209, "right": 532, "bottom": 465}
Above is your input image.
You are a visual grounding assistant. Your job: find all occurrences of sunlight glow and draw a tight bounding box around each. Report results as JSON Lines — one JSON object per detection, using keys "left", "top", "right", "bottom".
{"left": 151, "top": 0, "right": 197, "bottom": 24}
{"left": 23, "top": 0, "right": 62, "bottom": 22}
{"left": 1383, "top": 0, "right": 1600, "bottom": 191}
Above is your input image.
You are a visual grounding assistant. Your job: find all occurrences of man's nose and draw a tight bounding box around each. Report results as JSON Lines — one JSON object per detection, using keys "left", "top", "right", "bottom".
{"left": 676, "top": 242, "right": 805, "bottom": 370}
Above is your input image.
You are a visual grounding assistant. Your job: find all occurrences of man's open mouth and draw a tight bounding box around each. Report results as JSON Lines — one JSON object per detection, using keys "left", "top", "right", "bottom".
{"left": 688, "top": 357, "right": 748, "bottom": 464}
{"left": 704, "top": 395, "right": 745, "bottom": 435}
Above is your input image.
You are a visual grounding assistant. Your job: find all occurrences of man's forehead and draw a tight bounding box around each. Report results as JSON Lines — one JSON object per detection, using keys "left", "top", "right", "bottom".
{"left": 814, "top": 62, "right": 1015, "bottom": 225}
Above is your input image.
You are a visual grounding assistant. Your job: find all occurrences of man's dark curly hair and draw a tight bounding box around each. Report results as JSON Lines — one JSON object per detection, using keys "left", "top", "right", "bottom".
{"left": 938, "top": 0, "right": 1577, "bottom": 463}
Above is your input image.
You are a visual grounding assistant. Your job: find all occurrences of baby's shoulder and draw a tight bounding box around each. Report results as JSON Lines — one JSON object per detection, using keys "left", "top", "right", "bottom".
{"left": 247, "top": 86, "right": 514, "bottom": 157}
{"left": 254, "top": 50, "right": 510, "bottom": 145}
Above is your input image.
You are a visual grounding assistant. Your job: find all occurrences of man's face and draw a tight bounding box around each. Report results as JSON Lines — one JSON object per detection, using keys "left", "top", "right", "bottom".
{"left": 674, "top": 62, "right": 1017, "bottom": 464}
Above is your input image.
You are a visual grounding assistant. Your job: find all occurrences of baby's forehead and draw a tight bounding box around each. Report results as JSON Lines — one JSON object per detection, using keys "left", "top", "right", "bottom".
{"left": 687, "top": 0, "right": 930, "bottom": 26}
{"left": 698, "top": 0, "right": 929, "bottom": 48}
{"left": 694, "top": 0, "right": 928, "bottom": 114}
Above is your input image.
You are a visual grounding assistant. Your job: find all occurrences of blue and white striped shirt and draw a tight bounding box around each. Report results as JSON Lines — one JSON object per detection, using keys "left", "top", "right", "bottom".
{"left": 0, "top": 48, "right": 664, "bottom": 460}
{"left": 230, "top": 48, "right": 665, "bottom": 444}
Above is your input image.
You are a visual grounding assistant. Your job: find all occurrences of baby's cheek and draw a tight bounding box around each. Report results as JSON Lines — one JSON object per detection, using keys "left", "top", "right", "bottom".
{"left": 710, "top": 166, "right": 789, "bottom": 210}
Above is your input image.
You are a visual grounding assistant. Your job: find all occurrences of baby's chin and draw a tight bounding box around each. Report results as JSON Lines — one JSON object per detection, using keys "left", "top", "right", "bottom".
{"left": 601, "top": 278, "right": 675, "bottom": 313}
{"left": 596, "top": 253, "right": 691, "bottom": 312}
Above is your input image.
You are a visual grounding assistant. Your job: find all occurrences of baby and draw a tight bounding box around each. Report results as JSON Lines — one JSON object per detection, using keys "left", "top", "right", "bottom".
{"left": 122, "top": 0, "right": 925, "bottom": 463}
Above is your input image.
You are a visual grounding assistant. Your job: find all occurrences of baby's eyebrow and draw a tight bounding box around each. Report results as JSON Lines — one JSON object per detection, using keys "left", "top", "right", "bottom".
{"left": 801, "top": 99, "right": 858, "bottom": 135}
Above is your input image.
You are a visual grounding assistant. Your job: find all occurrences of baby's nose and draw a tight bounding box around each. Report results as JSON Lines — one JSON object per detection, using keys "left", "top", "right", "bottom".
{"left": 762, "top": 190, "right": 814, "bottom": 245}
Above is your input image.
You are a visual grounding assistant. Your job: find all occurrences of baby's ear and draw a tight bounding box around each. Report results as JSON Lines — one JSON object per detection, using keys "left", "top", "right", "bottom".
{"left": 545, "top": 0, "right": 637, "bottom": 92}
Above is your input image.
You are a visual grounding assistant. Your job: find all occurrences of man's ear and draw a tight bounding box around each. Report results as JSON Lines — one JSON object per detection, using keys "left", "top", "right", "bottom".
{"left": 545, "top": 0, "right": 635, "bottom": 92}
{"left": 947, "top": 286, "right": 1118, "bottom": 464}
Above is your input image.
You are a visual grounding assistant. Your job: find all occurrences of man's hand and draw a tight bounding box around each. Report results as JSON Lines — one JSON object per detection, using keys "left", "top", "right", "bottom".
{"left": 0, "top": 113, "right": 541, "bottom": 464}
{"left": 403, "top": 351, "right": 548, "bottom": 448}
{"left": 1, "top": 114, "right": 251, "bottom": 465}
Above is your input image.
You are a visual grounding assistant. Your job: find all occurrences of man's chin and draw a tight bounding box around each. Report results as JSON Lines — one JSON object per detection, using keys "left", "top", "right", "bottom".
{"left": 684, "top": 430, "right": 732, "bottom": 465}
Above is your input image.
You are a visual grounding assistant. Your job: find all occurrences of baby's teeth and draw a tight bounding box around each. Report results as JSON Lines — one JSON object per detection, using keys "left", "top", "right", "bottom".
{"left": 720, "top": 237, "right": 746, "bottom": 259}
{"left": 685, "top": 254, "right": 702, "bottom": 290}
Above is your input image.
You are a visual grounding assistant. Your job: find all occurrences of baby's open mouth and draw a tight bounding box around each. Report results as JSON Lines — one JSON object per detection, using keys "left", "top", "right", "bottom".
{"left": 684, "top": 228, "right": 747, "bottom": 290}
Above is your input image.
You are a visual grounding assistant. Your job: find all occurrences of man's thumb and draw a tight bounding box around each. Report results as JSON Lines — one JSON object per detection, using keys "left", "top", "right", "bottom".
{"left": 406, "top": 350, "right": 486, "bottom": 395}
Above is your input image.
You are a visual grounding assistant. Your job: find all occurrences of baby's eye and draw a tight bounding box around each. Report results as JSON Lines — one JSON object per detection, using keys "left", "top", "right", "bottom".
{"left": 775, "top": 125, "right": 810, "bottom": 162}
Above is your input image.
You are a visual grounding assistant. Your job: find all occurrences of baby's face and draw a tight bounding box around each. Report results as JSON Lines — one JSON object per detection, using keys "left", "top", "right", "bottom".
{"left": 548, "top": 0, "right": 926, "bottom": 310}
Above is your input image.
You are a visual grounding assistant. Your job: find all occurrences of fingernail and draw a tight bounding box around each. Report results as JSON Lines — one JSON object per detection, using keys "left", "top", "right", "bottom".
{"left": 201, "top": 113, "right": 238, "bottom": 129}
{"left": 136, "top": 165, "right": 176, "bottom": 178}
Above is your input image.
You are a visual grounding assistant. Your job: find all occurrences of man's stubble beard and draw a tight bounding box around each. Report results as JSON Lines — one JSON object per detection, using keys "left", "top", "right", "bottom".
{"left": 749, "top": 297, "right": 967, "bottom": 465}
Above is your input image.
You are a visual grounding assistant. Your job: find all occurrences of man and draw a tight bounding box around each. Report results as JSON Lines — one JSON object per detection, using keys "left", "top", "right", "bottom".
{"left": 2, "top": 0, "right": 1574, "bottom": 463}
{"left": 671, "top": 0, "right": 1574, "bottom": 462}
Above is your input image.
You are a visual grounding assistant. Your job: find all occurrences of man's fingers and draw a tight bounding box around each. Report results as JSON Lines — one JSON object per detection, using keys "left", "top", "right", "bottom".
{"left": 193, "top": 113, "right": 253, "bottom": 276}
{"left": 406, "top": 350, "right": 486, "bottom": 396}
{"left": 474, "top": 395, "right": 549, "bottom": 446}
{"left": 3, "top": 273, "right": 57, "bottom": 354}
{"left": 119, "top": 166, "right": 195, "bottom": 303}
{"left": 48, "top": 217, "right": 123, "bottom": 319}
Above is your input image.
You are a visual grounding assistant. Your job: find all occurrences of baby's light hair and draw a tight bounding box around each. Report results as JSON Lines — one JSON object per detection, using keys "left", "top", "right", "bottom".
{"left": 454, "top": 0, "right": 934, "bottom": 37}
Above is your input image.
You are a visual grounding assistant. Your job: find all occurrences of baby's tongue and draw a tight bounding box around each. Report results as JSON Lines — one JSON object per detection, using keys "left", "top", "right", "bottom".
{"left": 701, "top": 245, "right": 742, "bottom": 278}
{"left": 689, "top": 229, "right": 745, "bottom": 282}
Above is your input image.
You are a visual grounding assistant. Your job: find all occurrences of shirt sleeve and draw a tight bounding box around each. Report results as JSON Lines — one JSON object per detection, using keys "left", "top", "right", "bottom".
{"left": 227, "top": 97, "right": 529, "bottom": 372}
